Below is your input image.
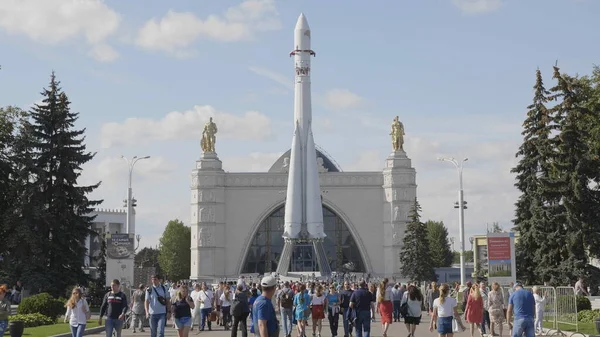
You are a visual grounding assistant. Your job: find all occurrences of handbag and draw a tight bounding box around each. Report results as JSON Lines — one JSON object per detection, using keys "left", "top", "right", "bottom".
{"left": 152, "top": 286, "right": 167, "bottom": 306}
{"left": 399, "top": 302, "right": 409, "bottom": 317}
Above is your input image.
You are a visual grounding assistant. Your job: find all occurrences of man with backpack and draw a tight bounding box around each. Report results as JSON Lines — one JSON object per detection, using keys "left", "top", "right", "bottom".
{"left": 277, "top": 281, "right": 294, "bottom": 337}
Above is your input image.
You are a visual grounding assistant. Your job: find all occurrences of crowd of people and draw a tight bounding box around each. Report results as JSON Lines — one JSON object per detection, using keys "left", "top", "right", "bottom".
{"left": 0, "top": 274, "right": 542, "bottom": 337}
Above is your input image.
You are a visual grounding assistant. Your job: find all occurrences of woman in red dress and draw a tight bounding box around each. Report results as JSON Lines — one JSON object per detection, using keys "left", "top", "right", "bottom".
{"left": 465, "top": 284, "right": 484, "bottom": 337}
{"left": 377, "top": 278, "right": 393, "bottom": 337}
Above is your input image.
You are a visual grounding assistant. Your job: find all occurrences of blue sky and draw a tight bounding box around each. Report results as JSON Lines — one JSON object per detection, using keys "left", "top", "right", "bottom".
{"left": 1, "top": 0, "right": 599, "bottom": 249}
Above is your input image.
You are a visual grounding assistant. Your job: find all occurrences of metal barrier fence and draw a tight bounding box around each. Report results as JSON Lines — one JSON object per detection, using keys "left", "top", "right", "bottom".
{"left": 555, "top": 286, "right": 578, "bottom": 332}
{"left": 525, "top": 286, "right": 557, "bottom": 330}
{"left": 500, "top": 286, "right": 578, "bottom": 333}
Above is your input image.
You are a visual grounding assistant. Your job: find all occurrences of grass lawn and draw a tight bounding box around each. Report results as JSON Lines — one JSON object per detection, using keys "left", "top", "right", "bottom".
{"left": 3, "top": 321, "right": 101, "bottom": 337}
{"left": 543, "top": 321, "right": 596, "bottom": 335}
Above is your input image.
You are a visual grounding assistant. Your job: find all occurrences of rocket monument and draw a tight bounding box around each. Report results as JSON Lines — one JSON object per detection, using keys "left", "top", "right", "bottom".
{"left": 276, "top": 13, "right": 332, "bottom": 276}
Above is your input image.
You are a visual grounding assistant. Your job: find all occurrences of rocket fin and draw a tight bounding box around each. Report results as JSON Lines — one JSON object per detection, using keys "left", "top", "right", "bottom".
{"left": 305, "top": 123, "right": 326, "bottom": 239}
{"left": 283, "top": 122, "right": 303, "bottom": 239}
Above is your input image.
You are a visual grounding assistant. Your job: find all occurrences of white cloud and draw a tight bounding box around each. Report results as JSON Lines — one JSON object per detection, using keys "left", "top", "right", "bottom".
{"left": 81, "top": 156, "right": 178, "bottom": 190}
{"left": 322, "top": 89, "right": 364, "bottom": 111}
{"left": 222, "top": 152, "right": 283, "bottom": 172}
{"left": 249, "top": 67, "right": 293, "bottom": 90}
{"left": 100, "top": 105, "right": 274, "bottom": 149}
{"left": 135, "top": 0, "right": 281, "bottom": 55}
{"left": 452, "top": 0, "right": 503, "bottom": 14}
{"left": 88, "top": 44, "right": 119, "bottom": 63}
{"left": 0, "top": 0, "right": 121, "bottom": 61}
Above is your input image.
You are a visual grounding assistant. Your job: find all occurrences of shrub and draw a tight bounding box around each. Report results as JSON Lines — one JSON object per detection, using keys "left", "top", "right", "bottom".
{"left": 577, "top": 309, "right": 600, "bottom": 323}
{"left": 576, "top": 296, "right": 592, "bottom": 312}
{"left": 555, "top": 295, "right": 592, "bottom": 313}
{"left": 9, "top": 313, "right": 55, "bottom": 327}
{"left": 17, "top": 293, "right": 65, "bottom": 320}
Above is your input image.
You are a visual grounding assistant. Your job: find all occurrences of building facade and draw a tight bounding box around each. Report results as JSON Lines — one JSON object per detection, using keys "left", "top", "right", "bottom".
{"left": 85, "top": 208, "right": 136, "bottom": 287}
{"left": 189, "top": 149, "right": 417, "bottom": 283}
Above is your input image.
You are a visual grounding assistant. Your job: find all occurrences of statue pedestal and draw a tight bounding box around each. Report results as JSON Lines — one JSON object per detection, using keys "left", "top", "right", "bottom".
{"left": 386, "top": 150, "right": 412, "bottom": 169}
{"left": 197, "top": 152, "right": 223, "bottom": 171}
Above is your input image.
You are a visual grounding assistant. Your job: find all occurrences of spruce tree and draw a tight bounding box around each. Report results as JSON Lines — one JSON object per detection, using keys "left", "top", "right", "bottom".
{"left": 540, "top": 65, "right": 598, "bottom": 284}
{"left": 425, "top": 220, "right": 454, "bottom": 268}
{"left": 400, "top": 199, "right": 436, "bottom": 282}
{"left": 511, "top": 69, "right": 553, "bottom": 284}
{"left": 28, "top": 73, "right": 102, "bottom": 296}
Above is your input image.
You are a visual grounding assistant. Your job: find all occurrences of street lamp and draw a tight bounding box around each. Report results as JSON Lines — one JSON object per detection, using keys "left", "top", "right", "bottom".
{"left": 121, "top": 155, "right": 150, "bottom": 234}
{"left": 438, "top": 156, "right": 468, "bottom": 286}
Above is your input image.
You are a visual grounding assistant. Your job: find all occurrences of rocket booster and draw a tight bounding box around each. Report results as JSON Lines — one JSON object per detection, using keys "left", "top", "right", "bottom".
{"left": 282, "top": 13, "right": 326, "bottom": 240}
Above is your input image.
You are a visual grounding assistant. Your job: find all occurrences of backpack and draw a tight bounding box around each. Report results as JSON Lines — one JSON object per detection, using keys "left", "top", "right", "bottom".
{"left": 280, "top": 289, "right": 294, "bottom": 308}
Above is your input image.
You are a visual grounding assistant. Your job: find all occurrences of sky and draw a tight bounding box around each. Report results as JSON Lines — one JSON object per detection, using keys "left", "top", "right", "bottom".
{"left": 1, "top": 0, "right": 599, "bottom": 250}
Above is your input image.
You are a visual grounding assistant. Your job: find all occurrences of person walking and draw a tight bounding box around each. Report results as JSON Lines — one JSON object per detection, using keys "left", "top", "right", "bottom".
{"left": 231, "top": 285, "right": 251, "bottom": 337}
{"left": 327, "top": 285, "right": 341, "bottom": 337}
{"left": 131, "top": 284, "right": 146, "bottom": 333}
{"left": 430, "top": 283, "right": 465, "bottom": 337}
{"left": 376, "top": 278, "right": 393, "bottom": 337}
{"left": 392, "top": 284, "right": 403, "bottom": 323}
{"left": 99, "top": 279, "right": 128, "bottom": 337}
{"left": 294, "top": 284, "right": 311, "bottom": 337}
{"left": 507, "top": 282, "right": 535, "bottom": 337}
{"left": 310, "top": 285, "right": 327, "bottom": 337}
{"left": 401, "top": 285, "right": 423, "bottom": 337}
{"left": 340, "top": 282, "right": 354, "bottom": 337}
{"left": 198, "top": 282, "right": 215, "bottom": 331}
{"left": 145, "top": 274, "right": 171, "bottom": 337}
{"left": 0, "top": 285, "right": 11, "bottom": 336}
{"left": 64, "top": 287, "right": 91, "bottom": 337}
{"left": 465, "top": 284, "right": 484, "bottom": 337}
{"left": 349, "top": 281, "right": 372, "bottom": 337}
{"left": 253, "top": 276, "right": 280, "bottom": 337}
{"left": 278, "top": 281, "right": 295, "bottom": 337}
{"left": 172, "top": 286, "right": 194, "bottom": 337}
{"left": 487, "top": 282, "right": 504, "bottom": 337}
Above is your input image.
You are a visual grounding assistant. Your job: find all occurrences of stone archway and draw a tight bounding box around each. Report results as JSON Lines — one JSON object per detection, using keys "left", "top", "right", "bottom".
{"left": 239, "top": 204, "right": 368, "bottom": 274}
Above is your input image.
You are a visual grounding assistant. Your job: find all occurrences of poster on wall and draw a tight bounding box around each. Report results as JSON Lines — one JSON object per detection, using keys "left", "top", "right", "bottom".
{"left": 106, "top": 233, "right": 134, "bottom": 260}
{"left": 486, "top": 232, "right": 516, "bottom": 285}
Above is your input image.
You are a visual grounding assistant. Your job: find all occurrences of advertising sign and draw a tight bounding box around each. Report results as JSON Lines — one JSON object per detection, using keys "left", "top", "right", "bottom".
{"left": 106, "top": 233, "right": 134, "bottom": 260}
{"left": 487, "top": 232, "right": 516, "bottom": 285}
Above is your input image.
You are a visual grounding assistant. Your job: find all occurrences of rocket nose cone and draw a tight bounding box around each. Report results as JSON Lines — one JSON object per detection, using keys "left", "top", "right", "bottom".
{"left": 295, "top": 13, "right": 309, "bottom": 30}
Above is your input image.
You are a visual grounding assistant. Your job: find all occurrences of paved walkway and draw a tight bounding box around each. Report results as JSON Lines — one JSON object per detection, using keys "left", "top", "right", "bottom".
{"left": 84, "top": 314, "right": 519, "bottom": 337}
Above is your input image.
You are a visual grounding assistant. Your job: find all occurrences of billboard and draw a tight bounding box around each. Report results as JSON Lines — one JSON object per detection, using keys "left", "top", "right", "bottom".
{"left": 487, "top": 232, "right": 516, "bottom": 285}
{"left": 106, "top": 233, "right": 134, "bottom": 260}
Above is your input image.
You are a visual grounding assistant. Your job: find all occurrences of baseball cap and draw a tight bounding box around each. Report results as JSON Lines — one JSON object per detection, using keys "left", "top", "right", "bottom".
{"left": 513, "top": 282, "right": 523, "bottom": 289}
{"left": 261, "top": 275, "right": 277, "bottom": 288}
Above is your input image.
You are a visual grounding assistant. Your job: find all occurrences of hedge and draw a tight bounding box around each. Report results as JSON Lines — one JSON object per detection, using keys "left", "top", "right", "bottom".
{"left": 8, "top": 313, "right": 55, "bottom": 328}
{"left": 17, "top": 293, "right": 64, "bottom": 320}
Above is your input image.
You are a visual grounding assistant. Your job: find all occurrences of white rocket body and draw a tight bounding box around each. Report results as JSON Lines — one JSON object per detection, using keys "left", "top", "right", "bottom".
{"left": 283, "top": 13, "right": 326, "bottom": 240}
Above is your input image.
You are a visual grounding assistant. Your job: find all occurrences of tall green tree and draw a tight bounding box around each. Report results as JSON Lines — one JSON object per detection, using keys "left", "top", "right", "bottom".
{"left": 400, "top": 199, "right": 436, "bottom": 282}
{"left": 511, "top": 69, "right": 554, "bottom": 285}
{"left": 489, "top": 222, "right": 503, "bottom": 233}
{"left": 136, "top": 247, "right": 161, "bottom": 271}
{"left": 26, "top": 73, "right": 102, "bottom": 296}
{"left": 158, "top": 219, "right": 191, "bottom": 281}
{"left": 425, "top": 220, "right": 453, "bottom": 268}
{"left": 537, "top": 65, "right": 599, "bottom": 285}
{"left": 0, "top": 106, "right": 29, "bottom": 283}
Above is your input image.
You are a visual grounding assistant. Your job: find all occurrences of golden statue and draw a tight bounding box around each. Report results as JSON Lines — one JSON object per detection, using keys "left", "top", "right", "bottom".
{"left": 390, "top": 116, "right": 405, "bottom": 152}
{"left": 201, "top": 117, "right": 218, "bottom": 153}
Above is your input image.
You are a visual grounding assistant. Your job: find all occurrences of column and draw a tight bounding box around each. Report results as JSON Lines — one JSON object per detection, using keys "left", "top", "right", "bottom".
{"left": 382, "top": 149, "right": 417, "bottom": 278}
{"left": 190, "top": 152, "right": 225, "bottom": 284}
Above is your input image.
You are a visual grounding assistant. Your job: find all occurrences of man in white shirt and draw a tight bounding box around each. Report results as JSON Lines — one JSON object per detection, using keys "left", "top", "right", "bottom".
{"left": 199, "top": 283, "right": 215, "bottom": 331}
{"left": 190, "top": 284, "right": 201, "bottom": 331}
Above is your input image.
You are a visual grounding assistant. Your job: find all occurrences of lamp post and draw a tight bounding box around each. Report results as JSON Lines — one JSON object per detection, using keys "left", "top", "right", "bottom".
{"left": 438, "top": 157, "right": 468, "bottom": 286}
{"left": 121, "top": 155, "right": 150, "bottom": 234}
